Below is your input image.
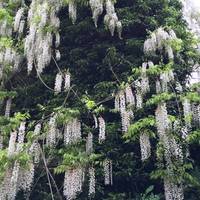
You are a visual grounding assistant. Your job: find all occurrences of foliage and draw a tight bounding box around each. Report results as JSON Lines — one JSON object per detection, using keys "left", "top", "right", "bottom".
{"left": 182, "top": 92, "right": 200, "bottom": 103}
{"left": 140, "top": 186, "right": 160, "bottom": 200}
{"left": 187, "top": 130, "right": 200, "bottom": 144}
{"left": 54, "top": 142, "right": 101, "bottom": 173}
{"left": 0, "top": 90, "right": 17, "bottom": 99}
{"left": 124, "top": 116, "right": 156, "bottom": 141}
{"left": 0, "top": 112, "right": 29, "bottom": 135}
{"left": 0, "top": 0, "right": 199, "bottom": 199}
{"left": 0, "top": 8, "right": 13, "bottom": 24}
{"left": 146, "top": 93, "right": 175, "bottom": 106}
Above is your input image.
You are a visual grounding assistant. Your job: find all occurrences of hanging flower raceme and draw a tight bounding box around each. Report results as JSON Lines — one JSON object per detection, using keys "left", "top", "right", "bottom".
{"left": 119, "top": 90, "right": 126, "bottom": 112}
{"left": 55, "top": 49, "right": 61, "bottom": 61}
{"left": 155, "top": 102, "right": 184, "bottom": 200}
{"left": 9, "top": 161, "right": 20, "bottom": 200}
{"left": 160, "top": 70, "right": 174, "bottom": 92}
{"left": 126, "top": 62, "right": 153, "bottom": 161}
{"left": 104, "top": 0, "right": 122, "bottom": 38}
{"left": 64, "top": 72, "right": 71, "bottom": 90}
{"left": 114, "top": 93, "right": 120, "bottom": 111}
{"left": 89, "top": 0, "right": 122, "bottom": 38}
{"left": 135, "top": 78, "right": 152, "bottom": 161}
{"left": 46, "top": 115, "right": 57, "bottom": 147}
{"left": 0, "top": 168, "right": 13, "bottom": 199}
{"left": 156, "top": 79, "right": 162, "bottom": 94}
{"left": 64, "top": 118, "right": 81, "bottom": 145}
{"left": 125, "top": 85, "right": 135, "bottom": 106}
{"left": 18, "top": 162, "right": 35, "bottom": 194}
{"left": 4, "top": 97, "right": 12, "bottom": 117}
{"left": 188, "top": 64, "right": 200, "bottom": 85}
{"left": 16, "top": 128, "right": 35, "bottom": 196}
{"left": 98, "top": 116, "right": 106, "bottom": 143}
{"left": 155, "top": 102, "right": 172, "bottom": 166}
{"left": 68, "top": 0, "right": 77, "bottom": 24}
{"left": 155, "top": 102, "right": 169, "bottom": 139}
{"left": 63, "top": 167, "right": 85, "bottom": 200}
{"left": 182, "top": 98, "right": 192, "bottom": 134}
{"left": 160, "top": 72, "right": 169, "bottom": 92}
{"left": 88, "top": 166, "right": 95, "bottom": 197}
{"left": 115, "top": 89, "right": 134, "bottom": 133}
{"left": 16, "top": 122, "right": 26, "bottom": 152}
{"left": 30, "top": 123, "right": 41, "bottom": 163}
{"left": 119, "top": 90, "right": 132, "bottom": 132}
{"left": 54, "top": 71, "right": 71, "bottom": 93}
{"left": 25, "top": 0, "right": 62, "bottom": 74}
{"left": 54, "top": 72, "right": 63, "bottom": 94}
{"left": 0, "top": 40, "right": 22, "bottom": 78}
{"left": 170, "top": 136, "right": 184, "bottom": 162}
{"left": 140, "top": 132, "right": 151, "bottom": 161}
{"left": 55, "top": 32, "right": 60, "bottom": 48}
{"left": 14, "top": 7, "right": 25, "bottom": 34}
{"left": 89, "top": 0, "right": 103, "bottom": 27}
{"left": 182, "top": 0, "right": 200, "bottom": 39}
{"left": 3, "top": 122, "right": 28, "bottom": 200}
{"left": 86, "top": 132, "right": 95, "bottom": 197}
{"left": 63, "top": 116, "right": 83, "bottom": 199}
{"left": 135, "top": 81, "right": 143, "bottom": 109}
{"left": 103, "top": 159, "right": 113, "bottom": 185}
{"left": 121, "top": 110, "right": 133, "bottom": 133}
{"left": 144, "top": 27, "right": 177, "bottom": 60}
{"left": 0, "top": 122, "right": 19, "bottom": 199}
{"left": 8, "top": 130, "right": 17, "bottom": 157}
{"left": 191, "top": 103, "right": 200, "bottom": 126}
{"left": 86, "top": 132, "right": 93, "bottom": 154}
{"left": 0, "top": 2, "right": 23, "bottom": 79}
{"left": 93, "top": 114, "right": 98, "bottom": 128}
{"left": 141, "top": 62, "right": 150, "bottom": 94}
{"left": 164, "top": 178, "right": 184, "bottom": 200}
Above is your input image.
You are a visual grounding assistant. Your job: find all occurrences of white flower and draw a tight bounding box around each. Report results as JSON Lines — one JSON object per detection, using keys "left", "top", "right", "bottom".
{"left": 69, "top": 0, "right": 77, "bottom": 24}
{"left": 98, "top": 116, "right": 106, "bottom": 143}
{"left": 64, "top": 73, "right": 70, "bottom": 90}
{"left": 54, "top": 73, "right": 63, "bottom": 94}
{"left": 14, "top": 8, "right": 24, "bottom": 32}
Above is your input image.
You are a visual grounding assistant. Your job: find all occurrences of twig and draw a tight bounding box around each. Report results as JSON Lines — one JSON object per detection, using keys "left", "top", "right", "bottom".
{"left": 52, "top": 55, "right": 62, "bottom": 74}
{"left": 47, "top": 167, "right": 63, "bottom": 200}
{"left": 40, "top": 148, "right": 55, "bottom": 200}
{"left": 109, "top": 64, "right": 121, "bottom": 85}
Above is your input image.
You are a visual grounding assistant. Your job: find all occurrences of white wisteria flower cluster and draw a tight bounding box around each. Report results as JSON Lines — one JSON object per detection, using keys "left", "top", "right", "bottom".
{"left": 89, "top": 0, "right": 122, "bottom": 38}
{"left": 54, "top": 72, "right": 71, "bottom": 94}
{"left": 144, "top": 28, "right": 177, "bottom": 60}
{"left": 0, "top": 122, "right": 35, "bottom": 200}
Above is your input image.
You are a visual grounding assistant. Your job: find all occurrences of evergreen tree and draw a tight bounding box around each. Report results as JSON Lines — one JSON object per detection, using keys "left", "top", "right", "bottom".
{"left": 0, "top": 0, "right": 199, "bottom": 200}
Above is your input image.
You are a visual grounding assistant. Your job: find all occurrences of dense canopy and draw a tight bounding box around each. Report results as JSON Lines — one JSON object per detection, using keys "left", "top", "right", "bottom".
{"left": 0, "top": 0, "right": 200, "bottom": 200}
